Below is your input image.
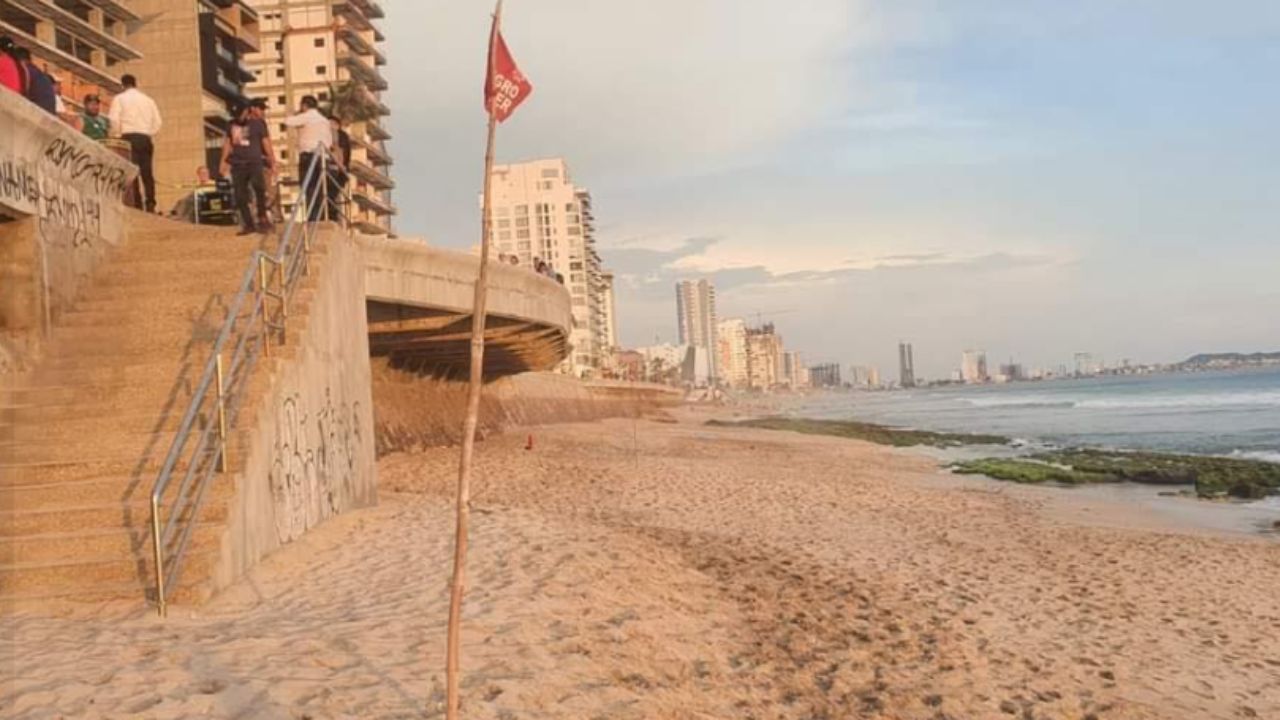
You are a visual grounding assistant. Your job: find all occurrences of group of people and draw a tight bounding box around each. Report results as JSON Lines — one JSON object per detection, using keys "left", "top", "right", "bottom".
{"left": 3, "top": 35, "right": 163, "bottom": 214}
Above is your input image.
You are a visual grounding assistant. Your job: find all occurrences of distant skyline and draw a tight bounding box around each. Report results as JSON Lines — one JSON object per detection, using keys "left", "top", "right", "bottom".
{"left": 383, "top": 1, "right": 1280, "bottom": 379}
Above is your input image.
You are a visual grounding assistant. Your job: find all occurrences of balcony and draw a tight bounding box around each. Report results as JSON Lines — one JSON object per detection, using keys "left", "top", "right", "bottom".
{"left": 5, "top": 0, "right": 141, "bottom": 62}
{"left": 348, "top": 158, "right": 394, "bottom": 190}
{"left": 84, "top": 0, "right": 140, "bottom": 22}
{"left": 336, "top": 22, "right": 384, "bottom": 65}
{"left": 365, "top": 119, "right": 392, "bottom": 141}
{"left": 200, "top": 0, "right": 260, "bottom": 53}
{"left": 352, "top": 188, "right": 395, "bottom": 217}
{"left": 336, "top": 49, "right": 387, "bottom": 92}
{"left": 0, "top": 19, "right": 123, "bottom": 89}
{"left": 349, "top": 133, "right": 392, "bottom": 166}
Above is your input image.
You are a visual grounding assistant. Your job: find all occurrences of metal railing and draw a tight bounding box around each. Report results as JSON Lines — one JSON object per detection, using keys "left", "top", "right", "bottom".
{"left": 148, "top": 148, "right": 345, "bottom": 616}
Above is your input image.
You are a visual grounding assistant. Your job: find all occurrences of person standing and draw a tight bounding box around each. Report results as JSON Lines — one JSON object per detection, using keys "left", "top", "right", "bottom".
{"left": 219, "top": 103, "right": 275, "bottom": 235}
{"left": 282, "top": 95, "right": 333, "bottom": 221}
{"left": 327, "top": 115, "right": 351, "bottom": 222}
{"left": 108, "top": 74, "right": 162, "bottom": 213}
{"left": 0, "top": 37, "right": 26, "bottom": 95}
{"left": 80, "top": 94, "right": 109, "bottom": 140}
{"left": 11, "top": 48, "right": 55, "bottom": 114}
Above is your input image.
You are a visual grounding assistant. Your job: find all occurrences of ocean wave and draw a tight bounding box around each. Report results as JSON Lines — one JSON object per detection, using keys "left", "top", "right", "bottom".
{"left": 1228, "top": 450, "right": 1280, "bottom": 464}
{"left": 964, "top": 391, "right": 1280, "bottom": 411}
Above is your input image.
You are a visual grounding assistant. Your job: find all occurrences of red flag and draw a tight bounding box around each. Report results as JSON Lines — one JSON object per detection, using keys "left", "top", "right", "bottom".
{"left": 484, "top": 20, "right": 532, "bottom": 123}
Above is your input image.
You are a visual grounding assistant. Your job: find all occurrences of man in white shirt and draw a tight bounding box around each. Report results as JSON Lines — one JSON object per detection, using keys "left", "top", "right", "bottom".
{"left": 108, "top": 74, "right": 163, "bottom": 212}
{"left": 282, "top": 95, "right": 334, "bottom": 221}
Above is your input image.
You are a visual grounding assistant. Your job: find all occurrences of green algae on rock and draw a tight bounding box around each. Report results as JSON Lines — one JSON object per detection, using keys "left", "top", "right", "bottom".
{"left": 952, "top": 449, "right": 1280, "bottom": 500}
{"left": 706, "top": 417, "right": 1008, "bottom": 448}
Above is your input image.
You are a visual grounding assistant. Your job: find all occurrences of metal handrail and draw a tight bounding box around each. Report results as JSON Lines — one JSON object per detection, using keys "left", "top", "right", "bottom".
{"left": 149, "top": 147, "right": 343, "bottom": 616}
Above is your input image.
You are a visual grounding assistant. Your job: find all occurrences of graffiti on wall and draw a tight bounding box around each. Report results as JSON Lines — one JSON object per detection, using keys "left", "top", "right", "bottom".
{"left": 0, "top": 93, "right": 135, "bottom": 246}
{"left": 268, "top": 385, "right": 366, "bottom": 543}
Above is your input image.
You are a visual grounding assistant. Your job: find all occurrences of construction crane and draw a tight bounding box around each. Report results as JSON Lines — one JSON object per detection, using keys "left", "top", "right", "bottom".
{"left": 749, "top": 308, "right": 796, "bottom": 330}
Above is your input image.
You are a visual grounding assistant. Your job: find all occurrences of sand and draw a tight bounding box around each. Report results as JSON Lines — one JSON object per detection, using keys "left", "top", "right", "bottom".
{"left": 3, "top": 410, "right": 1278, "bottom": 719}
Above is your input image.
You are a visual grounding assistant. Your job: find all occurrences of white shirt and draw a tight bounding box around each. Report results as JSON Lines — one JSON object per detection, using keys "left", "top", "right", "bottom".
{"left": 283, "top": 108, "right": 333, "bottom": 153}
{"left": 108, "top": 88, "right": 162, "bottom": 136}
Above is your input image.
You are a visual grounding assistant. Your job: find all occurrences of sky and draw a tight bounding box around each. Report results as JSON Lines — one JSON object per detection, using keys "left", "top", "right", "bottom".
{"left": 382, "top": 0, "right": 1280, "bottom": 380}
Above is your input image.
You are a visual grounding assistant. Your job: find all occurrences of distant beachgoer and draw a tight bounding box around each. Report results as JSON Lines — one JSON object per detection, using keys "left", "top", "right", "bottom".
{"left": 81, "top": 94, "right": 109, "bottom": 140}
{"left": 109, "top": 74, "right": 163, "bottom": 213}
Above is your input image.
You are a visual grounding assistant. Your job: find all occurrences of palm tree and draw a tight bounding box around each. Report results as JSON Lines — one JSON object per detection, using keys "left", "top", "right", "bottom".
{"left": 324, "top": 81, "right": 382, "bottom": 124}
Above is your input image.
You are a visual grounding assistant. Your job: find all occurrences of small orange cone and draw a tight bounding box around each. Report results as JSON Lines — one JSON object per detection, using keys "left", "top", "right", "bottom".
{"left": 525, "top": 434, "right": 534, "bottom": 451}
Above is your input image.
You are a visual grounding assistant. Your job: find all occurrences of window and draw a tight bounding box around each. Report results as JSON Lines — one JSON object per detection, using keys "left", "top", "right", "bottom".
{"left": 570, "top": 262, "right": 583, "bottom": 271}
{"left": 315, "top": 65, "right": 327, "bottom": 75}
{"left": 541, "top": 168, "right": 559, "bottom": 179}
{"left": 514, "top": 217, "right": 528, "bottom": 228}
{"left": 318, "top": 92, "right": 328, "bottom": 100}
{"left": 277, "top": 95, "right": 286, "bottom": 104}
{"left": 497, "top": 219, "right": 510, "bottom": 228}
{"left": 276, "top": 69, "right": 285, "bottom": 78}
{"left": 498, "top": 231, "right": 511, "bottom": 241}
{"left": 275, "top": 41, "right": 283, "bottom": 51}
{"left": 516, "top": 229, "right": 530, "bottom": 239}
{"left": 539, "top": 181, "right": 554, "bottom": 190}
{"left": 567, "top": 226, "right": 581, "bottom": 236}
{"left": 279, "top": 123, "right": 288, "bottom": 132}
{"left": 515, "top": 204, "right": 528, "bottom": 214}
{"left": 566, "top": 203, "right": 578, "bottom": 212}
{"left": 518, "top": 241, "right": 531, "bottom": 251}
{"left": 495, "top": 207, "right": 510, "bottom": 217}
{"left": 314, "top": 37, "right": 325, "bottom": 48}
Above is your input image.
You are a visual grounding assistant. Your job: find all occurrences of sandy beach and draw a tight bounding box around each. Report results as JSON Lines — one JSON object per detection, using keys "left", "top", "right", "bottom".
{"left": 4, "top": 409, "right": 1278, "bottom": 719}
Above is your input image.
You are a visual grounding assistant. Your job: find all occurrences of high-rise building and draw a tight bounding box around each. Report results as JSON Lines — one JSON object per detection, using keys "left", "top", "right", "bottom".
{"left": 850, "top": 365, "right": 881, "bottom": 389}
{"left": 598, "top": 271, "right": 617, "bottom": 350}
{"left": 485, "top": 158, "right": 611, "bottom": 376}
{"left": 898, "top": 341, "right": 916, "bottom": 388}
{"left": 961, "top": 349, "right": 989, "bottom": 384}
{"left": 120, "top": 1, "right": 260, "bottom": 212}
{"left": 0, "top": 0, "right": 143, "bottom": 115}
{"left": 246, "top": 0, "right": 395, "bottom": 234}
{"left": 675, "top": 279, "right": 717, "bottom": 382}
{"left": 809, "top": 363, "right": 842, "bottom": 388}
{"left": 716, "top": 318, "right": 748, "bottom": 389}
{"left": 782, "top": 351, "right": 809, "bottom": 389}
{"left": 745, "top": 323, "right": 783, "bottom": 390}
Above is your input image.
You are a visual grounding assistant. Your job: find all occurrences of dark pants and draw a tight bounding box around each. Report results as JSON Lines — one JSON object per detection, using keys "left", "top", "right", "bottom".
{"left": 326, "top": 167, "right": 347, "bottom": 222}
{"left": 123, "top": 133, "right": 155, "bottom": 212}
{"left": 231, "top": 164, "right": 267, "bottom": 231}
{"left": 298, "top": 152, "right": 326, "bottom": 222}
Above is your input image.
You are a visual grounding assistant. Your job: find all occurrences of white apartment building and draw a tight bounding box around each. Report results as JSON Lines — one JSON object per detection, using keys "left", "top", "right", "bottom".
{"left": 961, "top": 349, "right": 989, "bottom": 384}
{"left": 598, "top": 271, "right": 618, "bottom": 350}
{"left": 676, "top": 279, "right": 718, "bottom": 382}
{"left": 486, "top": 158, "right": 612, "bottom": 376}
{"left": 716, "top": 318, "right": 748, "bottom": 389}
{"left": 245, "top": 0, "right": 395, "bottom": 234}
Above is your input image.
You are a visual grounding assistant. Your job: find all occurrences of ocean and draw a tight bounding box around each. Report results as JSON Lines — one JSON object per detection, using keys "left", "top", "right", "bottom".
{"left": 796, "top": 368, "right": 1280, "bottom": 462}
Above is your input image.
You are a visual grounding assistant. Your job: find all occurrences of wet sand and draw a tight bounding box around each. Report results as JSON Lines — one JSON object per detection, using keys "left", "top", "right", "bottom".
{"left": 4, "top": 411, "right": 1278, "bottom": 718}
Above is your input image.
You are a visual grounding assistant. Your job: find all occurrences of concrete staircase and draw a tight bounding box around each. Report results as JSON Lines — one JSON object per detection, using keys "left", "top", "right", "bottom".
{"left": 0, "top": 211, "right": 322, "bottom": 609}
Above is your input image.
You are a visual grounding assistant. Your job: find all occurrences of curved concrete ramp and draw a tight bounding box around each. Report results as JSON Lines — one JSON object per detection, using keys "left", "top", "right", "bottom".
{"left": 360, "top": 237, "right": 573, "bottom": 377}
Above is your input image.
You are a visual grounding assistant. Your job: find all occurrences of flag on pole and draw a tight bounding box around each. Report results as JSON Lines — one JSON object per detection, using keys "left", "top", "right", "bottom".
{"left": 484, "top": 19, "right": 532, "bottom": 122}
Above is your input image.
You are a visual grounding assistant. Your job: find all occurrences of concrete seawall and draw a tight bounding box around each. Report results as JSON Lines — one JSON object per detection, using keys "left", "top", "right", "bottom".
{"left": 371, "top": 361, "right": 682, "bottom": 455}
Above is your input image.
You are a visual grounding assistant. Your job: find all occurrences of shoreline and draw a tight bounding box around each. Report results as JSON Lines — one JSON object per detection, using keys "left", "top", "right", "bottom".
{"left": 5, "top": 410, "right": 1279, "bottom": 718}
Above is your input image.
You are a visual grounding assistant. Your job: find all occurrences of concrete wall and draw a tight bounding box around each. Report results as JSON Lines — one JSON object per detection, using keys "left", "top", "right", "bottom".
{"left": 361, "top": 236, "right": 572, "bottom": 333}
{"left": 0, "top": 91, "right": 137, "bottom": 374}
{"left": 371, "top": 362, "right": 682, "bottom": 455}
{"left": 216, "top": 229, "right": 377, "bottom": 590}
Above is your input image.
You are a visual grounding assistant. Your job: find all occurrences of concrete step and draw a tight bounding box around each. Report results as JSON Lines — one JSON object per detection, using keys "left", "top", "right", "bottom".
{"left": 0, "top": 548, "right": 220, "bottom": 598}
{"left": 0, "top": 497, "right": 230, "bottom": 537}
{"left": 0, "top": 472, "right": 238, "bottom": 511}
{"left": 0, "top": 428, "right": 250, "bottom": 466}
{"left": 0, "top": 523, "right": 223, "bottom": 565}
{"left": 0, "top": 446, "right": 249, "bottom": 485}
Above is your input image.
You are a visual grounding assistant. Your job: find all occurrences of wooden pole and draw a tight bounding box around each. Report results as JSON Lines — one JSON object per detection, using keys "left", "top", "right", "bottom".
{"left": 446, "top": 3, "right": 502, "bottom": 717}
